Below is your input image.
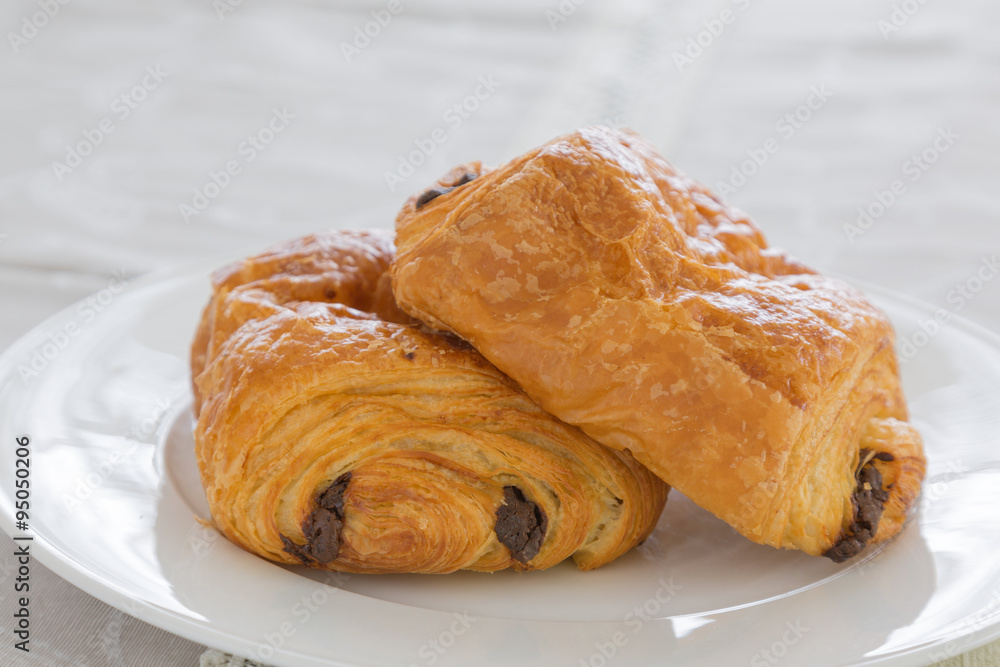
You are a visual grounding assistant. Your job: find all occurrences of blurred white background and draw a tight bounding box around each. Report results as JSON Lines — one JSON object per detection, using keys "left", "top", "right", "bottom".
{"left": 1, "top": 0, "right": 998, "bottom": 664}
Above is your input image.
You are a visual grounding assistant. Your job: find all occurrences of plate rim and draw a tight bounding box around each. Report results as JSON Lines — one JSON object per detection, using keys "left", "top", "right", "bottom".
{"left": 1, "top": 255, "right": 1000, "bottom": 667}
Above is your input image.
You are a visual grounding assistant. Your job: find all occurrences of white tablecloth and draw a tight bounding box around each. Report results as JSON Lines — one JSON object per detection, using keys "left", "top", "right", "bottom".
{"left": 1, "top": 0, "right": 998, "bottom": 664}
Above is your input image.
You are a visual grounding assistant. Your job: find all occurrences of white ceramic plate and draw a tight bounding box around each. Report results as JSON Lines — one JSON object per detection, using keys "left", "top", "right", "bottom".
{"left": 1, "top": 255, "right": 999, "bottom": 667}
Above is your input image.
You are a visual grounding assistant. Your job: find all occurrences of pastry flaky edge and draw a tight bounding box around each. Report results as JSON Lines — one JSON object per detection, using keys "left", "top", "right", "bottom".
{"left": 390, "top": 126, "right": 927, "bottom": 562}
{"left": 190, "top": 228, "right": 668, "bottom": 574}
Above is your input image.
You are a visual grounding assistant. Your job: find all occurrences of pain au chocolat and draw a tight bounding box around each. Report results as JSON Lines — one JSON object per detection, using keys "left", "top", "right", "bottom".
{"left": 191, "top": 229, "right": 667, "bottom": 574}
{"left": 391, "top": 127, "right": 926, "bottom": 561}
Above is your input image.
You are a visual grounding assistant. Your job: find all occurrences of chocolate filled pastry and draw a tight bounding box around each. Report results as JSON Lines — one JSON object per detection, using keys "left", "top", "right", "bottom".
{"left": 391, "top": 127, "right": 926, "bottom": 561}
{"left": 191, "top": 229, "right": 667, "bottom": 574}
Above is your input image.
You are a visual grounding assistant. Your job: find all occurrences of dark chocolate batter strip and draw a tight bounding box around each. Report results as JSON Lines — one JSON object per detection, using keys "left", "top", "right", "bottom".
{"left": 414, "top": 172, "right": 478, "bottom": 209}
{"left": 281, "top": 472, "right": 352, "bottom": 565}
{"left": 824, "top": 450, "right": 891, "bottom": 563}
{"left": 494, "top": 486, "right": 548, "bottom": 564}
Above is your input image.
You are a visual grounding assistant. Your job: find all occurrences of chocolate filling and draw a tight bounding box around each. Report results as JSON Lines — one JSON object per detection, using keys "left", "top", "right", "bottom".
{"left": 414, "top": 172, "right": 478, "bottom": 209}
{"left": 495, "top": 486, "right": 548, "bottom": 563}
{"left": 281, "top": 472, "right": 352, "bottom": 565}
{"left": 823, "top": 450, "right": 891, "bottom": 563}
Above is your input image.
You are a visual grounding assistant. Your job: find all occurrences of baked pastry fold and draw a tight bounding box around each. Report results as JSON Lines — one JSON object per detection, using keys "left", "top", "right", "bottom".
{"left": 192, "top": 229, "right": 667, "bottom": 574}
{"left": 391, "top": 127, "right": 926, "bottom": 560}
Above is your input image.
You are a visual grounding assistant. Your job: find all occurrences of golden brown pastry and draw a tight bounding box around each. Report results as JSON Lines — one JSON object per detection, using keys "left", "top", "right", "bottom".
{"left": 391, "top": 127, "right": 926, "bottom": 561}
{"left": 192, "top": 229, "right": 667, "bottom": 574}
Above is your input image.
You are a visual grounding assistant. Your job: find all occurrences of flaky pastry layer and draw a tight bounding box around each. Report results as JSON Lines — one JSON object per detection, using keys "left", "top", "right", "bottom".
{"left": 192, "top": 229, "right": 667, "bottom": 573}
{"left": 391, "top": 127, "right": 926, "bottom": 559}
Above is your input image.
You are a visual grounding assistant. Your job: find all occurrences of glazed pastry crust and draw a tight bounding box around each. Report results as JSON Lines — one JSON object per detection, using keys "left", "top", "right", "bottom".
{"left": 391, "top": 127, "right": 926, "bottom": 558}
{"left": 192, "top": 229, "right": 667, "bottom": 574}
